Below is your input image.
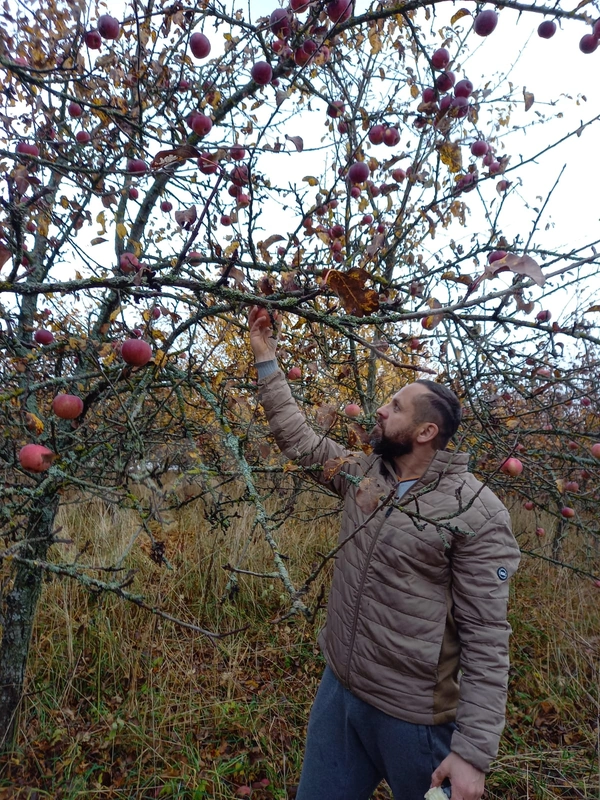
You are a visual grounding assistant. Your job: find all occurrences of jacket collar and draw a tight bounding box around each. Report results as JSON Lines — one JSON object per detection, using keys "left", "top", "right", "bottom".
{"left": 380, "top": 449, "right": 470, "bottom": 487}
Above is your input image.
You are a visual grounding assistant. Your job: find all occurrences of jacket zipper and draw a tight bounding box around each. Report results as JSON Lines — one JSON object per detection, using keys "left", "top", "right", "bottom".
{"left": 342, "top": 464, "right": 429, "bottom": 688}
{"left": 344, "top": 508, "right": 390, "bottom": 687}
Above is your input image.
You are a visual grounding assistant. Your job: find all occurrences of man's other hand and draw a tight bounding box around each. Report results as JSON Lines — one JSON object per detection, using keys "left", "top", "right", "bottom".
{"left": 248, "top": 306, "right": 278, "bottom": 363}
{"left": 430, "top": 752, "right": 485, "bottom": 800}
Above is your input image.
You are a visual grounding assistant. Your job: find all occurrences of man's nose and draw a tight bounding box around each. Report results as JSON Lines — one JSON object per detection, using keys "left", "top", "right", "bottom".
{"left": 376, "top": 406, "right": 387, "bottom": 420}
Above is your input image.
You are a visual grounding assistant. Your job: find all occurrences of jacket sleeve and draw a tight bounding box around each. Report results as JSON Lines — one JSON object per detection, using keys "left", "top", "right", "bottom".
{"left": 257, "top": 368, "right": 365, "bottom": 497}
{"left": 449, "top": 505, "right": 521, "bottom": 773}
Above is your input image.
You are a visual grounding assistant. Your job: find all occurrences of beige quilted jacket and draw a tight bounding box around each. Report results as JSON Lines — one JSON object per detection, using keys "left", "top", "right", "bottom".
{"left": 258, "top": 369, "right": 521, "bottom": 773}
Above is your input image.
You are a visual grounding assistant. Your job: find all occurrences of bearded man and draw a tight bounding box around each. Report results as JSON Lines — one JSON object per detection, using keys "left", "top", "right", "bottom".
{"left": 248, "top": 307, "right": 520, "bottom": 800}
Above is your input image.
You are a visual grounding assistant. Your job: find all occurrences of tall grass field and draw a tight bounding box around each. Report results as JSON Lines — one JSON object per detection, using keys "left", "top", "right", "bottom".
{"left": 0, "top": 488, "right": 598, "bottom": 799}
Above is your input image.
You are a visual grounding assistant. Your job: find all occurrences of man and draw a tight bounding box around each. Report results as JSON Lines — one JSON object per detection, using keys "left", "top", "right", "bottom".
{"left": 248, "top": 306, "right": 520, "bottom": 800}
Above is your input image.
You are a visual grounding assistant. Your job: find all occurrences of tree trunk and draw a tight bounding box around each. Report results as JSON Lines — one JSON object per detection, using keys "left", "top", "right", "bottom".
{"left": 0, "top": 494, "right": 59, "bottom": 752}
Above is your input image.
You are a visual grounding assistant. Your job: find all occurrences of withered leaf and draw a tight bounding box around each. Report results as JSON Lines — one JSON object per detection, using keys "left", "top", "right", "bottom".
{"left": 484, "top": 253, "right": 546, "bottom": 287}
{"left": 523, "top": 88, "right": 535, "bottom": 112}
{"left": 0, "top": 243, "right": 12, "bottom": 269}
{"left": 285, "top": 134, "right": 304, "bottom": 152}
{"left": 316, "top": 404, "right": 337, "bottom": 430}
{"left": 421, "top": 297, "right": 444, "bottom": 330}
{"left": 175, "top": 205, "right": 197, "bottom": 230}
{"left": 325, "top": 268, "right": 380, "bottom": 317}
{"left": 356, "top": 477, "right": 384, "bottom": 515}
{"left": 347, "top": 423, "right": 373, "bottom": 453}
{"left": 151, "top": 145, "right": 201, "bottom": 171}
{"left": 322, "top": 452, "right": 363, "bottom": 482}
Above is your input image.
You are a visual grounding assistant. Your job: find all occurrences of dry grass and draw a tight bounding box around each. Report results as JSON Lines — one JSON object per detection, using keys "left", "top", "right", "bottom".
{"left": 0, "top": 488, "right": 598, "bottom": 799}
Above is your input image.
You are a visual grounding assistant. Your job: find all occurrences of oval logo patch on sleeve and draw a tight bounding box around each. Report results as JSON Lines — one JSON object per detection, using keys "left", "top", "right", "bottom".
{"left": 497, "top": 566, "right": 508, "bottom": 581}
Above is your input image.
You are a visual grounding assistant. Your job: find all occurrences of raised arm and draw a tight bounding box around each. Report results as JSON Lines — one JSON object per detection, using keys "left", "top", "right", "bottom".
{"left": 248, "top": 307, "right": 366, "bottom": 497}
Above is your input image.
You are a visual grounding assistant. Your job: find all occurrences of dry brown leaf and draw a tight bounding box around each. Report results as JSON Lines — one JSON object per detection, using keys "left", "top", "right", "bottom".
{"left": 438, "top": 141, "right": 462, "bottom": 174}
{"left": 450, "top": 7, "right": 471, "bottom": 24}
{"left": 175, "top": 206, "right": 197, "bottom": 230}
{"left": 325, "top": 268, "right": 380, "bottom": 317}
{"left": 523, "top": 88, "right": 535, "bottom": 112}
{"left": 316, "top": 404, "right": 337, "bottom": 430}
{"left": 285, "top": 134, "right": 304, "bottom": 152}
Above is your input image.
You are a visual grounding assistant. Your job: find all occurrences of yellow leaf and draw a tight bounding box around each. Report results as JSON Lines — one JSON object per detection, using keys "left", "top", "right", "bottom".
{"left": 96, "top": 211, "right": 106, "bottom": 236}
{"left": 410, "top": 84, "right": 419, "bottom": 99}
{"left": 303, "top": 176, "right": 319, "bottom": 186}
{"left": 109, "top": 307, "right": 122, "bottom": 322}
{"left": 438, "top": 142, "right": 462, "bottom": 174}
{"left": 24, "top": 412, "right": 44, "bottom": 435}
{"left": 154, "top": 349, "right": 167, "bottom": 368}
{"left": 116, "top": 222, "right": 128, "bottom": 241}
{"left": 368, "top": 27, "right": 382, "bottom": 54}
{"left": 450, "top": 7, "right": 471, "bottom": 24}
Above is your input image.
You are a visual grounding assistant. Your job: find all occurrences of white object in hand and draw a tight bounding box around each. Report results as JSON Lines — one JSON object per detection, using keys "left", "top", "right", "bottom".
{"left": 424, "top": 789, "right": 449, "bottom": 800}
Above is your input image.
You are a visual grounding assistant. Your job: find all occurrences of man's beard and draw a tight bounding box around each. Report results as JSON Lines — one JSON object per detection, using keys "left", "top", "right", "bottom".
{"left": 370, "top": 426, "right": 414, "bottom": 460}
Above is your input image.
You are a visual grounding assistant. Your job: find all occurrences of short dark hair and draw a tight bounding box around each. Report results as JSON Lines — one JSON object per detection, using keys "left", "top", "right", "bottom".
{"left": 413, "top": 380, "right": 462, "bottom": 449}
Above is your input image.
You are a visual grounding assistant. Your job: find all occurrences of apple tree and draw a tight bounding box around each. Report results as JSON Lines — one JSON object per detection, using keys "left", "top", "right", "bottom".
{"left": 1, "top": 0, "right": 600, "bottom": 748}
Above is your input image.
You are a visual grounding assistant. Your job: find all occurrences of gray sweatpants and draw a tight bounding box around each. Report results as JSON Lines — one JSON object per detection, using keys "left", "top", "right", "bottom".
{"left": 296, "top": 666, "right": 454, "bottom": 800}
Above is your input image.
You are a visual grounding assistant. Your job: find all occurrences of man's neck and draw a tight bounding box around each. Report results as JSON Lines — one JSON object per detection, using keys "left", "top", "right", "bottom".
{"left": 393, "top": 449, "right": 437, "bottom": 482}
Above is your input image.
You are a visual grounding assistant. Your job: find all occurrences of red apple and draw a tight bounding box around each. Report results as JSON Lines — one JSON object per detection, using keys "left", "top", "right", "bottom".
{"left": 97, "top": 14, "right": 120, "bottom": 39}
{"left": 18, "top": 443, "right": 55, "bottom": 473}
{"left": 52, "top": 394, "right": 84, "bottom": 419}
{"left": 560, "top": 506, "right": 575, "bottom": 519}
{"left": 473, "top": 9, "right": 498, "bottom": 36}
{"left": 191, "top": 114, "right": 213, "bottom": 137}
{"left": 151, "top": 306, "right": 161, "bottom": 320}
{"left": 391, "top": 168, "right": 406, "bottom": 182}
{"left": 34, "top": 329, "right": 54, "bottom": 345}
{"left": 68, "top": 101, "right": 83, "bottom": 117}
{"left": 501, "top": 457, "right": 523, "bottom": 477}
{"left": 488, "top": 250, "right": 507, "bottom": 263}
{"left": 348, "top": 161, "right": 370, "bottom": 183}
{"left": 251, "top": 61, "right": 273, "bottom": 85}
{"left": 431, "top": 48, "right": 450, "bottom": 69}
{"left": 270, "top": 9, "right": 291, "bottom": 39}
{"left": 198, "top": 152, "right": 218, "bottom": 175}
{"left": 409, "top": 338, "right": 421, "bottom": 350}
{"left": 435, "top": 71, "right": 455, "bottom": 92}
{"left": 327, "top": 100, "right": 345, "bottom": 118}
{"left": 471, "top": 140, "right": 488, "bottom": 157}
{"left": 538, "top": 20, "right": 556, "bottom": 38}
{"left": 368, "top": 125, "right": 385, "bottom": 144}
{"left": 581, "top": 397, "right": 591, "bottom": 407}
{"left": 230, "top": 144, "right": 246, "bottom": 160}
{"left": 190, "top": 32, "right": 211, "bottom": 59}
{"left": 567, "top": 441, "right": 578, "bottom": 451}
{"left": 564, "top": 481, "right": 579, "bottom": 493}
{"left": 327, "top": 0, "right": 353, "bottom": 23}
{"left": 591, "top": 442, "right": 600, "bottom": 459}
{"left": 128, "top": 187, "right": 139, "bottom": 200}
{"left": 221, "top": 214, "right": 232, "bottom": 226}
{"left": 383, "top": 127, "right": 400, "bottom": 146}
{"left": 119, "top": 253, "right": 140, "bottom": 273}
{"left": 121, "top": 339, "right": 152, "bottom": 366}
{"left": 16, "top": 142, "right": 40, "bottom": 158}
{"left": 287, "top": 366, "right": 301, "bottom": 380}
{"left": 75, "top": 130, "right": 91, "bottom": 144}
{"left": 579, "top": 34, "right": 598, "bottom": 53}
{"left": 160, "top": 200, "right": 173, "bottom": 212}
{"left": 536, "top": 309, "right": 551, "bottom": 323}
{"left": 454, "top": 79, "right": 473, "bottom": 98}
{"left": 344, "top": 403, "right": 361, "bottom": 417}
{"left": 84, "top": 30, "right": 102, "bottom": 49}
{"left": 535, "top": 527, "right": 545, "bottom": 537}
{"left": 127, "top": 158, "right": 148, "bottom": 175}
{"left": 523, "top": 500, "right": 534, "bottom": 511}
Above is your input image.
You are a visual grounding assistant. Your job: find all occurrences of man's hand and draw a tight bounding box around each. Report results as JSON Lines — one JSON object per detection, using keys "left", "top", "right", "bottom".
{"left": 248, "top": 306, "right": 278, "bottom": 364}
{"left": 430, "top": 752, "right": 485, "bottom": 800}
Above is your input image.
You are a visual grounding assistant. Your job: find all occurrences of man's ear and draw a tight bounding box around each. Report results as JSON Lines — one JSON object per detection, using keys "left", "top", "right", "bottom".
{"left": 416, "top": 421, "right": 438, "bottom": 445}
